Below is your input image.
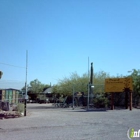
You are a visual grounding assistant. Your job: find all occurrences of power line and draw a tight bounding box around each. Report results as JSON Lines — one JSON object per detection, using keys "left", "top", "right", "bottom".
{"left": 0, "top": 62, "right": 25, "bottom": 68}
{"left": 0, "top": 80, "right": 24, "bottom": 83}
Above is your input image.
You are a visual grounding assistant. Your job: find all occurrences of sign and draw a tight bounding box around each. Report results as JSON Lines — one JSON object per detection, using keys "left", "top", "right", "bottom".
{"left": 105, "top": 78, "right": 133, "bottom": 92}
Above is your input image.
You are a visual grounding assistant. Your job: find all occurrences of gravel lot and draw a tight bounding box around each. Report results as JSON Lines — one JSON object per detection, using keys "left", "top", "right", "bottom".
{"left": 0, "top": 103, "right": 139, "bottom": 140}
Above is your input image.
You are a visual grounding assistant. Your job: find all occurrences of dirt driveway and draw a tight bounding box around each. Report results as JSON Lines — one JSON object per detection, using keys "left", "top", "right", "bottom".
{"left": 0, "top": 103, "right": 139, "bottom": 140}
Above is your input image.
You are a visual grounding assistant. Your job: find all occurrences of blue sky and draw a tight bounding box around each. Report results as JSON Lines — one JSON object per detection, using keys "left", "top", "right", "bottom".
{"left": 0, "top": 0, "right": 140, "bottom": 89}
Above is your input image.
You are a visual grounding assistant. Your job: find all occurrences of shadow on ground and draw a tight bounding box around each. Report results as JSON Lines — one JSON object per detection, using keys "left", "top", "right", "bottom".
{"left": 26, "top": 104, "right": 69, "bottom": 110}
{"left": 64, "top": 108, "right": 108, "bottom": 113}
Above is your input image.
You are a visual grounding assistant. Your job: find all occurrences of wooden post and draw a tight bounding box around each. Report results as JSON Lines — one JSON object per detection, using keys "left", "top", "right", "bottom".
{"left": 125, "top": 92, "right": 128, "bottom": 109}
{"left": 129, "top": 92, "right": 132, "bottom": 111}
{"left": 111, "top": 93, "right": 114, "bottom": 110}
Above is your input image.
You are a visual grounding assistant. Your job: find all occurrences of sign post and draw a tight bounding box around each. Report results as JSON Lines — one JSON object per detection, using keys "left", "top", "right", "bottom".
{"left": 125, "top": 92, "right": 128, "bottom": 109}
{"left": 111, "top": 93, "right": 114, "bottom": 110}
{"left": 130, "top": 92, "right": 132, "bottom": 111}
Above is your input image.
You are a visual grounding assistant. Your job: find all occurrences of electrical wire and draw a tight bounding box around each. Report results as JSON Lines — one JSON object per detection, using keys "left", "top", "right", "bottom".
{"left": 0, "top": 62, "right": 25, "bottom": 68}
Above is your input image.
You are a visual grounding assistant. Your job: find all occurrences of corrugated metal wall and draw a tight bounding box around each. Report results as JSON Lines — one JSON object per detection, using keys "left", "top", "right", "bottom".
{"left": 0, "top": 89, "right": 20, "bottom": 104}
{"left": 9, "top": 90, "right": 13, "bottom": 104}
{"left": 5, "top": 90, "right": 9, "bottom": 101}
{"left": 13, "top": 90, "right": 15, "bottom": 104}
{"left": 15, "top": 90, "right": 19, "bottom": 103}
{"left": 2, "top": 90, "right": 5, "bottom": 101}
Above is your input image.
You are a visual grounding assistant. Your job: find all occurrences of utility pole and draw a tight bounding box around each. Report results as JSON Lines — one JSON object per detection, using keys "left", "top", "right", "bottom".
{"left": 24, "top": 50, "right": 28, "bottom": 116}
{"left": 87, "top": 57, "right": 90, "bottom": 110}
{"left": 87, "top": 62, "right": 94, "bottom": 111}
{"left": 72, "top": 85, "right": 75, "bottom": 110}
{"left": 90, "top": 62, "right": 93, "bottom": 106}
{"left": 87, "top": 82, "right": 90, "bottom": 110}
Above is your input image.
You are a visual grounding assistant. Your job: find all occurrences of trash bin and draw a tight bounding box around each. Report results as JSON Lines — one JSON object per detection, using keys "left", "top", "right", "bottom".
{"left": 1, "top": 101, "right": 10, "bottom": 111}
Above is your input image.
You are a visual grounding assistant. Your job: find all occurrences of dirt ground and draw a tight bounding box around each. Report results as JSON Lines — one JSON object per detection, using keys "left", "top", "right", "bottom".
{"left": 0, "top": 103, "right": 139, "bottom": 140}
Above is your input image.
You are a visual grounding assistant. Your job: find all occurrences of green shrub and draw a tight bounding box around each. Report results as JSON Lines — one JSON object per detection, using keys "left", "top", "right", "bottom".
{"left": 17, "top": 103, "right": 24, "bottom": 116}
{"left": 93, "top": 94, "right": 109, "bottom": 108}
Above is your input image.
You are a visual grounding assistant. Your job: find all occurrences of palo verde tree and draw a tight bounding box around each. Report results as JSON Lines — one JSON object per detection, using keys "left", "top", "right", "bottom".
{"left": 22, "top": 79, "right": 50, "bottom": 99}
{"left": 29, "top": 79, "right": 42, "bottom": 94}
{"left": 128, "top": 69, "right": 140, "bottom": 105}
{"left": 94, "top": 71, "right": 110, "bottom": 93}
{"left": 53, "top": 72, "right": 86, "bottom": 96}
{"left": 29, "top": 79, "right": 50, "bottom": 93}
{"left": 53, "top": 71, "right": 110, "bottom": 96}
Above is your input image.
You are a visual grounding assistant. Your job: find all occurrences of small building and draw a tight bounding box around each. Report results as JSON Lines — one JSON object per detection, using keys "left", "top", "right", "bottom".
{"left": 43, "top": 87, "right": 52, "bottom": 94}
{"left": 0, "top": 88, "right": 21, "bottom": 104}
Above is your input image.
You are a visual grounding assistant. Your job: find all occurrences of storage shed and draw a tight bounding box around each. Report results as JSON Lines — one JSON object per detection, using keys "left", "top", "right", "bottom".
{"left": 0, "top": 88, "right": 21, "bottom": 104}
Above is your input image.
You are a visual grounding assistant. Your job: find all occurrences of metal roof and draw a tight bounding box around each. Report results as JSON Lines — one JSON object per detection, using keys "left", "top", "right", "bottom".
{"left": 43, "top": 87, "right": 53, "bottom": 94}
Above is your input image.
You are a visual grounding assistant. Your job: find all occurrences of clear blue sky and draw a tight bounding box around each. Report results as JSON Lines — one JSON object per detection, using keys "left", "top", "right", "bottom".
{"left": 0, "top": 0, "right": 140, "bottom": 89}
